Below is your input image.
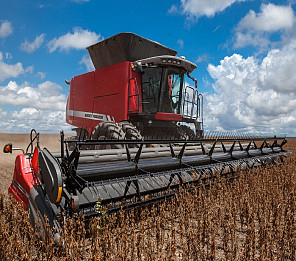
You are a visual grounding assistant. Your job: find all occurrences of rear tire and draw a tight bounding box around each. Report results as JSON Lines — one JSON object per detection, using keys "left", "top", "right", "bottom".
{"left": 92, "top": 121, "right": 125, "bottom": 149}
{"left": 119, "top": 121, "right": 142, "bottom": 148}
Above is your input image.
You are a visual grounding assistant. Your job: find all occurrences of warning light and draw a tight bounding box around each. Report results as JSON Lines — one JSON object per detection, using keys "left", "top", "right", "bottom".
{"left": 3, "top": 143, "right": 12, "bottom": 153}
{"left": 71, "top": 196, "right": 79, "bottom": 212}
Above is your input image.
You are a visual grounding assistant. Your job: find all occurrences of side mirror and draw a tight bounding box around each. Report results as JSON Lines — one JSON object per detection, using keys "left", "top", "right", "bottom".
{"left": 133, "top": 61, "right": 143, "bottom": 74}
{"left": 3, "top": 143, "right": 12, "bottom": 153}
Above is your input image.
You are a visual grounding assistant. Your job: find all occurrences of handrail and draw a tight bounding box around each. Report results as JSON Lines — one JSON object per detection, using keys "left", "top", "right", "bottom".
{"left": 128, "top": 77, "right": 140, "bottom": 113}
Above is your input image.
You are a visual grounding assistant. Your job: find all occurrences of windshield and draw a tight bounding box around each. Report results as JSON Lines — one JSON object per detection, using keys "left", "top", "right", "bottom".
{"left": 141, "top": 67, "right": 185, "bottom": 114}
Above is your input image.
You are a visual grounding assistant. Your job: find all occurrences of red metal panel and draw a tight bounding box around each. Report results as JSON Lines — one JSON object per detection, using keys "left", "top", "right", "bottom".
{"left": 93, "top": 61, "right": 131, "bottom": 123}
{"left": 155, "top": 112, "right": 182, "bottom": 121}
{"left": 8, "top": 154, "right": 40, "bottom": 210}
{"left": 66, "top": 61, "right": 142, "bottom": 133}
{"left": 70, "top": 71, "right": 95, "bottom": 129}
{"left": 74, "top": 71, "right": 95, "bottom": 112}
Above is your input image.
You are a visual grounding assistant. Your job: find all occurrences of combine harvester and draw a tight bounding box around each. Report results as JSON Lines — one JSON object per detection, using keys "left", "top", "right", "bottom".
{"left": 3, "top": 33, "right": 291, "bottom": 243}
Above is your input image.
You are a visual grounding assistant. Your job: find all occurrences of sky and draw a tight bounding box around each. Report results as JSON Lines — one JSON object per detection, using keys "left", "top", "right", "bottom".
{"left": 0, "top": 0, "right": 296, "bottom": 136}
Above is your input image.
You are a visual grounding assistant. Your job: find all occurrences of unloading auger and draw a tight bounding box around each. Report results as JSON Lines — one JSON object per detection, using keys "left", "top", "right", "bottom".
{"left": 4, "top": 129, "right": 291, "bottom": 243}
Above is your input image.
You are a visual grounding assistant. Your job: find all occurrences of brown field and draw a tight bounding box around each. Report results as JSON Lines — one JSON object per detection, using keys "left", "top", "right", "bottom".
{"left": 0, "top": 134, "right": 295, "bottom": 260}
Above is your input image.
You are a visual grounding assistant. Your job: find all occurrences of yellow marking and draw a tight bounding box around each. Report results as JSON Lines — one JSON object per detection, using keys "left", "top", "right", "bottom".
{"left": 56, "top": 187, "right": 62, "bottom": 203}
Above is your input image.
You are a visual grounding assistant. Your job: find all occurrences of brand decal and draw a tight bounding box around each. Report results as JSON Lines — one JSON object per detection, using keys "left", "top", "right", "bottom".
{"left": 67, "top": 109, "right": 115, "bottom": 122}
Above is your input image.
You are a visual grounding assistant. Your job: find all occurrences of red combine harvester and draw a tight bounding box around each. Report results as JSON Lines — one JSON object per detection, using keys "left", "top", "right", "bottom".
{"left": 66, "top": 33, "right": 203, "bottom": 142}
{"left": 3, "top": 33, "right": 291, "bottom": 244}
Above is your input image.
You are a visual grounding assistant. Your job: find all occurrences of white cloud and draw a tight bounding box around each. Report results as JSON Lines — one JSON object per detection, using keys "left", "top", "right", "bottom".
{"left": 37, "top": 71, "right": 46, "bottom": 79}
{"left": 0, "top": 53, "right": 34, "bottom": 81}
{"left": 0, "top": 108, "right": 7, "bottom": 117}
{"left": 177, "top": 0, "right": 246, "bottom": 18}
{"left": 238, "top": 4, "right": 295, "bottom": 32}
{"left": 0, "top": 61, "right": 24, "bottom": 81}
{"left": 0, "top": 107, "right": 71, "bottom": 133}
{"left": 234, "top": 32, "right": 270, "bottom": 49}
{"left": 25, "top": 66, "right": 34, "bottom": 73}
{"left": 12, "top": 108, "right": 40, "bottom": 120}
{"left": 235, "top": 4, "right": 296, "bottom": 48}
{"left": 168, "top": 4, "right": 178, "bottom": 14}
{"left": 196, "top": 54, "right": 210, "bottom": 63}
{"left": 48, "top": 28, "right": 101, "bottom": 53}
{"left": 258, "top": 48, "right": 296, "bottom": 93}
{"left": 9, "top": 108, "right": 70, "bottom": 133}
{"left": 0, "top": 53, "right": 27, "bottom": 81}
{"left": 21, "top": 34, "right": 45, "bottom": 53}
{"left": 0, "top": 80, "right": 71, "bottom": 133}
{"left": 80, "top": 54, "right": 94, "bottom": 71}
{"left": 205, "top": 44, "right": 296, "bottom": 135}
{"left": 177, "top": 39, "right": 184, "bottom": 49}
{"left": 0, "top": 21, "right": 13, "bottom": 38}
{"left": 0, "top": 81, "right": 67, "bottom": 111}
{"left": 5, "top": 53, "right": 12, "bottom": 60}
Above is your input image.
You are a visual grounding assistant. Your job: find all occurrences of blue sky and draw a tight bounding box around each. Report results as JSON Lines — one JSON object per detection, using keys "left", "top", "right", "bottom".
{"left": 1, "top": 0, "right": 296, "bottom": 135}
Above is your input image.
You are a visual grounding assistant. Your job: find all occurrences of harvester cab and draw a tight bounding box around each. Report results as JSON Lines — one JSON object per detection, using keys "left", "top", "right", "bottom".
{"left": 66, "top": 33, "right": 203, "bottom": 141}
{"left": 132, "top": 54, "right": 202, "bottom": 137}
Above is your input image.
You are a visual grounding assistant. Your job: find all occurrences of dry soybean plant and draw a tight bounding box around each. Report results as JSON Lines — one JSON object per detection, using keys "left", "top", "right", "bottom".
{"left": 1, "top": 138, "right": 296, "bottom": 260}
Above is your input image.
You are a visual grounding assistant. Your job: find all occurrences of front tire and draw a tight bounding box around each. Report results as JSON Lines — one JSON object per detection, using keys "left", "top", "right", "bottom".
{"left": 92, "top": 121, "right": 125, "bottom": 149}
